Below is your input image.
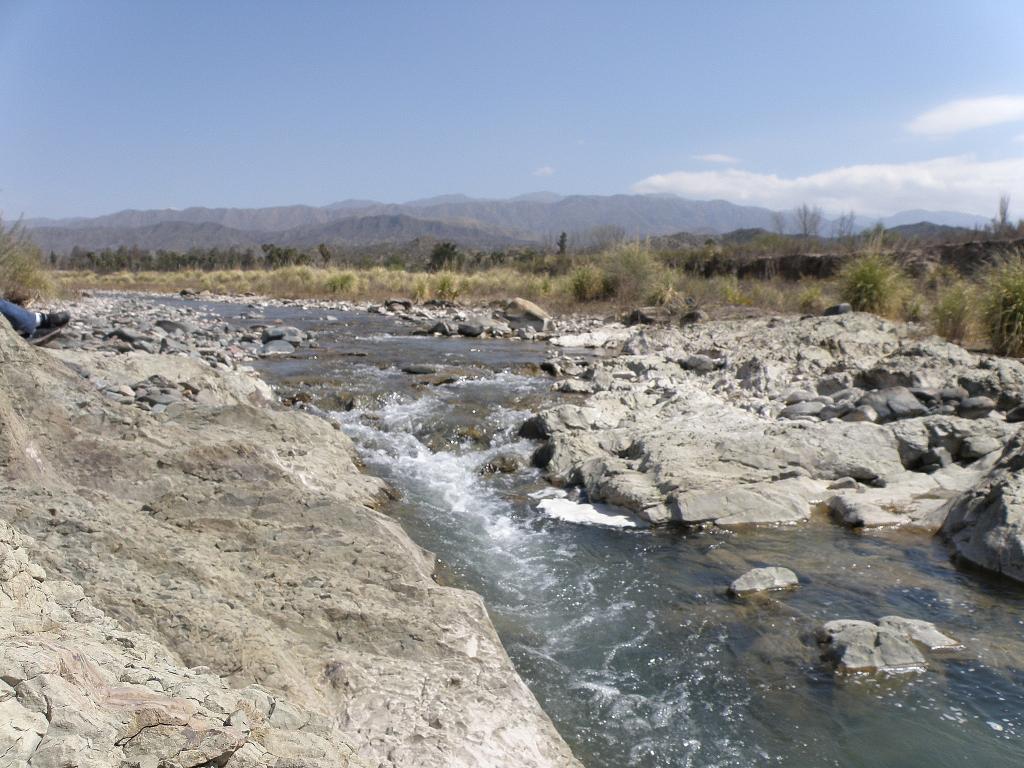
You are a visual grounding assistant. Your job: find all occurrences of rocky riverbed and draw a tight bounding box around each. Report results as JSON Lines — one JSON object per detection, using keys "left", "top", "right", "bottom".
{"left": 6, "top": 291, "right": 1024, "bottom": 767}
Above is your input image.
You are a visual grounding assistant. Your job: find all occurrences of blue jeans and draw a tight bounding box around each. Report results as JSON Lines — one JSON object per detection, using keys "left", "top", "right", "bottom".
{"left": 0, "top": 299, "right": 38, "bottom": 336}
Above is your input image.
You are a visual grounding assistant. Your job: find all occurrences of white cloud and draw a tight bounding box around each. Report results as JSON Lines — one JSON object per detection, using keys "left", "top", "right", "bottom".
{"left": 907, "top": 96, "right": 1024, "bottom": 136}
{"left": 692, "top": 153, "right": 739, "bottom": 164}
{"left": 532, "top": 165, "right": 555, "bottom": 177}
{"left": 632, "top": 155, "right": 1024, "bottom": 217}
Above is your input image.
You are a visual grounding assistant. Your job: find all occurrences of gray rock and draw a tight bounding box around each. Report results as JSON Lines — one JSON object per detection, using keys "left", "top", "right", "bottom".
{"left": 502, "top": 298, "right": 552, "bottom": 332}
{"left": 259, "top": 340, "right": 295, "bottom": 356}
{"left": 458, "top": 322, "right": 485, "bottom": 337}
{"left": 942, "top": 435, "right": 1024, "bottom": 583}
{"left": 817, "top": 619, "right": 927, "bottom": 673}
{"left": 402, "top": 364, "right": 439, "bottom": 375}
{"left": 779, "top": 401, "right": 826, "bottom": 420}
{"left": 958, "top": 396, "right": 996, "bottom": 419}
{"left": 822, "top": 303, "right": 853, "bottom": 316}
{"left": 680, "top": 354, "right": 719, "bottom": 373}
{"left": 260, "top": 326, "right": 303, "bottom": 344}
{"left": 858, "top": 387, "right": 928, "bottom": 422}
{"left": 842, "top": 404, "right": 879, "bottom": 423}
{"left": 728, "top": 566, "right": 799, "bottom": 596}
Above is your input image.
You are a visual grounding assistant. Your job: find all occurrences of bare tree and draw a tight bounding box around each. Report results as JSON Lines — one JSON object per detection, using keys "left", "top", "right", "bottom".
{"left": 793, "top": 203, "right": 823, "bottom": 238}
{"left": 771, "top": 210, "right": 788, "bottom": 236}
{"left": 993, "top": 194, "right": 1011, "bottom": 237}
{"left": 831, "top": 210, "right": 856, "bottom": 240}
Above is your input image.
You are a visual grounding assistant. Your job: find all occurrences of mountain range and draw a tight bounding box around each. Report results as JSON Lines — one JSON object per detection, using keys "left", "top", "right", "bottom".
{"left": 23, "top": 194, "right": 992, "bottom": 254}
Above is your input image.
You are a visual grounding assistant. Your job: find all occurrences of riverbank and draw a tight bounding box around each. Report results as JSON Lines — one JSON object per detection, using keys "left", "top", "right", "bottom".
{"left": 7, "top": 291, "right": 1024, "bottom": 766}
{"left": 0, "top": 295, "right": 581, "bottom": 766}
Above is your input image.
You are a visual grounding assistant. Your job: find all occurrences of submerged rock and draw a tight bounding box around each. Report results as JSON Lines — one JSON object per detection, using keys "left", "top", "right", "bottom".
{"left": 729, "top": 566, "right": 799, "bottom": 596}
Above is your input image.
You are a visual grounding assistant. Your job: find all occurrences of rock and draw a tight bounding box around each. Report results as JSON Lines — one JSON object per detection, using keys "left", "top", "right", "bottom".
{"left": 858, "top": 387, "right": 928, "bottom": 422}
{"left": 259, "top": 340, "right": 295, "bottom": 356}
{"left": 679, "top": 309, "right": 706, "bottom": 325}
{"left": 428, "top": 320, "right": 459, "bottom": 336}
{"left": 779, "top": 401, "right": 826, "bottom": 420}
{"left": 402, "top": 364, "right": 439, "bottom": 375}
{"left": 728, "top": 566, "right": 799, "bottom": 596}
{"left": 957, "top": 396, "right": 996, "bottom": 419}
{"left": 503, "top": 298, "right": 552, "bottom": 332}
{"left": 817, "top": 616, "right": 959, "bottom": 674}
{"left": 385, "top": 298, "right": 414, "bottom": 312}
{"left": 784, "top": 389, "right": 818, "bottom": 405}
{"left": 817, "top": 619, "right": 926, "bottom": 674}
{"left": 1006, "top": 405, "right": 1024, "bottom": 423}
{"left": 260, "top": 326, "right": 303, "bottom": 344}
{"left": 479, "top": 453, "right": 524, "bottom": 475}
{"left": 0, "top": 315, "right": 582, "bottom": 768}
{"left": 822, "top": 303, "right": 853, "bottom": 316}
{"left": 457, "top": 322, "right": 485, "bottom": 338}
{"left": 842, "top": 405, "right": 879, "bottom": 423}
{"left": 680, "top": 354, "right": 720, "bottom": 374}
{"left": 942, "top": 435, "right": 1024, "bottom": 583}
{"left": 626, "top": 306, "right": 672, "bottom": 326}
{"left": 828, "top": 495, "right": 903, "bottom": 528}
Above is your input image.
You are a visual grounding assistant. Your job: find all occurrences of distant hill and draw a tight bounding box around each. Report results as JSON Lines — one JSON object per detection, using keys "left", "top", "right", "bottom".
{"left": 25, "top": 193, "right": 994, "bottom": 254}
{"left": 886, "top": 221, "right": 982, "bottom": 241}
{"left": 28, "top": 214, "right": 525, "bottom": 255}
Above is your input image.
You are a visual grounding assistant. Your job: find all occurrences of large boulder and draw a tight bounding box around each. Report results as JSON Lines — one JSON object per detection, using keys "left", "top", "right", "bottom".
{"left": 942, "top": 435, "right": 1024, "bottom": 583}
{"left": 503, "top": 298, "right": 552, "bottom": 332}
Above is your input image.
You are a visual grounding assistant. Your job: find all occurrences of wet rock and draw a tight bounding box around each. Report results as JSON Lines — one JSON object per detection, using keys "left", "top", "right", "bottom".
{"left": 260, "top": 340, "right": 295, "bottom": 356}
{"left": 957, "top": 396, "right": 996, "bottom": 419}
{"left": 817, "top": 617, "right": 959, "bottom": 674}
{"left": 479, "top": 453, "right": 524, "bottom": 475}
{"left": 260, "top": 326, "right": 303, "bottom": 344}
{"left": 427, "top": 320, "right": 459, "bottom": 336}
{"left": 728, "top": 566, "right": 799, "bottom": 596}
{"left": 828, "top": 495, "right": 904, "bottom": 528}
{"left": 458, "top": 322, "right": 485, "bottom": 338}
{"left": 402, "top": 364, "right": 439, "bottom": 375}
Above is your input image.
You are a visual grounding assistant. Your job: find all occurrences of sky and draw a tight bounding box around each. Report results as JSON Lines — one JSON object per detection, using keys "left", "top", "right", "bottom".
{"left": 2, "top": 0, "right": 1023, "bottom": 219}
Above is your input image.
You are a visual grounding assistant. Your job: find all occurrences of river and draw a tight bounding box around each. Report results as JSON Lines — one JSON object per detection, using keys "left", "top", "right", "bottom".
{"left": 201, "top": 299, "right": 1024, "bottom": 768}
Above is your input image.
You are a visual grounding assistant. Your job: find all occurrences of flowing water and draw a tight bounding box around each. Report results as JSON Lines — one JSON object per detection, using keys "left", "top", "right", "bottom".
{"left": 194, "top": 299, "right": 1024, "bottom": 767}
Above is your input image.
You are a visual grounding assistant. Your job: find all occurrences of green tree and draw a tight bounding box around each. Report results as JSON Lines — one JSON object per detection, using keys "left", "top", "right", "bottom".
{"left": 557, "top": 231, "right": 568, "bottom": 255}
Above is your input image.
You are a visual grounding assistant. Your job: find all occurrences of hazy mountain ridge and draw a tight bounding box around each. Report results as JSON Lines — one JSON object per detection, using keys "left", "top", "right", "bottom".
{"left": 29, "top": 213, "right": 527, "bottom": 254}
{"left": 25, "top": 194, "right": 993, "bottom": 254}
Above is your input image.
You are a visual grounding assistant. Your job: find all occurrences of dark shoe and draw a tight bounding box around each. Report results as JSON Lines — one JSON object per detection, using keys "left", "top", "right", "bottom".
{"left": 39, "top": 310, "right": 70, "bottom": 329}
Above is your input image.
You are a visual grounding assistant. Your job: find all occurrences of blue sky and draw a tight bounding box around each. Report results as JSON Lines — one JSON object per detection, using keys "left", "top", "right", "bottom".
{"left": 2, "top": 0, "right": 1023, "bottom": 218}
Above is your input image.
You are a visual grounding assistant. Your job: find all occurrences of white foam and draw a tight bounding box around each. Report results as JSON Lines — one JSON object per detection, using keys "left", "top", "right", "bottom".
{"left": 538, "top": 498, "right": 645, "bottom": 528}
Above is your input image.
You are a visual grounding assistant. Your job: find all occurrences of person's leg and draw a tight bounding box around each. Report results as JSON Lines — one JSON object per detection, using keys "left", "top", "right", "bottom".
{"left": 0, "top": 299, "right": 39, "bottom": 336}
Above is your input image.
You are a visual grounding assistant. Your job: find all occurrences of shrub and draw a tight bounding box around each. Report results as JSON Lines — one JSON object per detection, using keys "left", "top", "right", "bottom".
{"left": 324, "top": 271, "right": 357, "bottom": 294}
{"left": 796, "top": 282, "right": 824, "bottom": 314}
{"left": 568, "top": 265, "right": 609, "bottom": 302}
{"left": 600, "top": 244, "right": 666, "bottom": 306}
{"left": 433, "top": 272, "right": 461, "bottom": 302}
{"left": 0, "top": 217, "right": 53, "bottom": 301}
{"left": 838, "top": 253, "right": 906, "bottom": 315}
{"left": 932, "top": 281, "right": 973, "bottom": 343}
{"left": 981, "top": 254, "right": 1024, "bottom": 356}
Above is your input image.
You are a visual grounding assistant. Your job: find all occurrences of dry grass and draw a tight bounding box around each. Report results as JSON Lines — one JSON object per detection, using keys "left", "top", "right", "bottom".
{"left": 1, "top": 217, "right": 54, "bottom": 302}
{"left": 54, "top": 243, "right": 1024, "bottom": 357}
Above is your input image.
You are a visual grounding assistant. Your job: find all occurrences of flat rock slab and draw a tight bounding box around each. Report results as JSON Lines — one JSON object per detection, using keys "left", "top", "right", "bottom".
{"left": 729, "top": 566, "right": 799, "bottom": 596}
{"left": 817, "top": 616, "right": 959, "bottom": 674}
